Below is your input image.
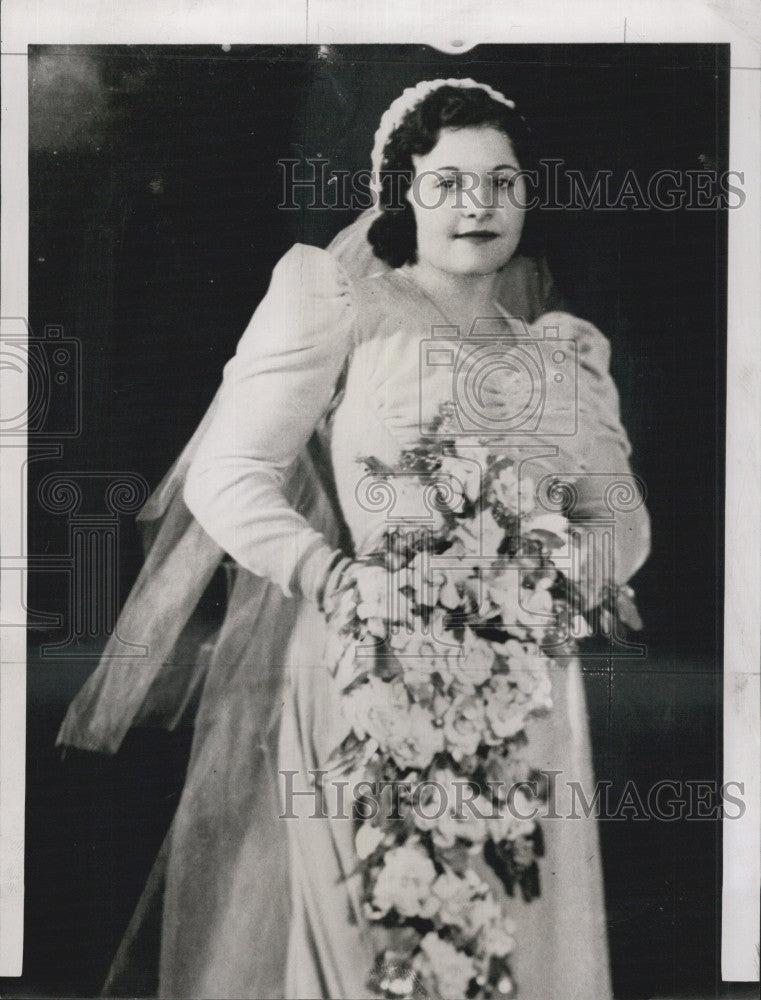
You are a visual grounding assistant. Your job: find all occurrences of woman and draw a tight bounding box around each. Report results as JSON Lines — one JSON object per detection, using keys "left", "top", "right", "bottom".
{"left": 59, "top": 79, "right": 649, "bottom": 999}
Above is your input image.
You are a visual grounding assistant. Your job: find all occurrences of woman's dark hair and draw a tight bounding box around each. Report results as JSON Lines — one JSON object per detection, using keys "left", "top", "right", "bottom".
{"left": 367, "top": 84, "right": 533, "bottom": 268}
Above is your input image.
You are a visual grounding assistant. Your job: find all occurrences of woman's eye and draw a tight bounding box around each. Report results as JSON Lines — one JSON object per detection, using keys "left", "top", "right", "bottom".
{"left": 434, "top": 174, "right": 517, "bottom": 192}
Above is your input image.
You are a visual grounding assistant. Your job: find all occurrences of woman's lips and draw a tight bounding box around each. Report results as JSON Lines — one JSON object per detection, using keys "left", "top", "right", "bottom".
{"left": 454, "top": 231, "right": 499, "bottom": 242}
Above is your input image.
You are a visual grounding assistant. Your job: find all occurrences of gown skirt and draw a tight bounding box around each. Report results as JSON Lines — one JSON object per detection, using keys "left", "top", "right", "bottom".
{"left": 278, "top": 598, "right": 613, "bottom": 1000}
{"left": 145, "top": 530, "right": 613, "bottom": 1000}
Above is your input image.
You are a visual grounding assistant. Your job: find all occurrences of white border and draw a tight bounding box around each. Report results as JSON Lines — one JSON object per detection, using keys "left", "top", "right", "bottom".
{"left": 1, "top": 0, "right": 759, "bottom": 985}
{"left": 0, "top": 9, "right": 29, "bottom": 977}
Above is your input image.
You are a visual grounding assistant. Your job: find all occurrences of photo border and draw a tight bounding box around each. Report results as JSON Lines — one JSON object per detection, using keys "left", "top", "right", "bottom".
{"left": 1, "top": 0, "right": 759, "bottom": 985}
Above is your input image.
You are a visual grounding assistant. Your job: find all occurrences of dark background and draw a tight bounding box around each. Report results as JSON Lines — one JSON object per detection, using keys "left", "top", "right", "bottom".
{"left": 5, "top": 43, "right": 735, "bottom": 998}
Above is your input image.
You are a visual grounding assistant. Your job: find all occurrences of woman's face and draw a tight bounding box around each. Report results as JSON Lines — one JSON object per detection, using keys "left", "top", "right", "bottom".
{"left": 406, "top": 125, "right": 526, "bottom": 276}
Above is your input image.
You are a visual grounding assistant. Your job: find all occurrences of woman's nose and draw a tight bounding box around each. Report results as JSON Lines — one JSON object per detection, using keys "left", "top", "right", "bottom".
{"left": 464, "top": 202, "right": 492, "bottom": 220}
{"left": 462, "top": 177, "right": 496, "bottom": 217}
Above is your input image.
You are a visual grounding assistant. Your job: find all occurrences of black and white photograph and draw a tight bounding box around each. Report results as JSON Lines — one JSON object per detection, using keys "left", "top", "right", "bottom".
{"left": 1, "top": 3, "right": 759, "bottom": 999}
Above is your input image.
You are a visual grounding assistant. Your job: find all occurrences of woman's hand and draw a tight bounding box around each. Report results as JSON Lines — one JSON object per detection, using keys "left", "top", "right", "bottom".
{"left": 567, "top": 524, "right": 607, "bottom": 613}
{"left": 317, "top": 553, "right": 359, "bottom": 623}
{"left": 566, "top": 524, "right": 643, "bottom": 630}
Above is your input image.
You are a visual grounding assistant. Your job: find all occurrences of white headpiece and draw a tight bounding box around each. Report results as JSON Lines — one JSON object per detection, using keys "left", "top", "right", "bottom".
{"left": 369, "top": 77, "right": 517, "bottom": 198}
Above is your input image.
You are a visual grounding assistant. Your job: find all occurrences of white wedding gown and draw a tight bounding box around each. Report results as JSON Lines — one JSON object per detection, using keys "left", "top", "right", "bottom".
{"left": 58, "top": 230, "right": 650, "bottom": 999}
{"left": 180, "top": 243, "right": 649, "bottom": 999}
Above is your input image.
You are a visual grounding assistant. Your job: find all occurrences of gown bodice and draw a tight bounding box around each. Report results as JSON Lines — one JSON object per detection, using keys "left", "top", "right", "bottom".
{"left": 180, "top": 243, "right": 649, "bottom": 598}
{"left": 330, "top": 264, "right": 646, "bottom": 572}
{"left": 330, "top": 267, "right": 458, "bottom": 554}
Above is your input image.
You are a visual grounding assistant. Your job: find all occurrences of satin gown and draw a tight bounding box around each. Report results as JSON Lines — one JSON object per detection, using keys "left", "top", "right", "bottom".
{"left": 57, "top": 226, "right": 650, "bottom": 999}
{"left": 175, "top": 244, "right": 650, "bottom": 1000}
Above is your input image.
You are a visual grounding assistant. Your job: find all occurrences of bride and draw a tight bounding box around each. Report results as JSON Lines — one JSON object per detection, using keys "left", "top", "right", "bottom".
{"left": 59, "top": 78, "right": 650, "bottom": 999}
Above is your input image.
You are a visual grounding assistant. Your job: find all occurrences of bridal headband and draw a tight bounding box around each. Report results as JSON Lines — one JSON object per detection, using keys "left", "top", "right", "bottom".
{"left": 369, "top": 78, "right": 517, "bottom": 196}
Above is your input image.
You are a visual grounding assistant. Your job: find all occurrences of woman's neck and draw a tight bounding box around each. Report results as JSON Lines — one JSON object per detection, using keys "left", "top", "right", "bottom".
{"left": 402, "top": 259, "right": 503, "bottom": 332}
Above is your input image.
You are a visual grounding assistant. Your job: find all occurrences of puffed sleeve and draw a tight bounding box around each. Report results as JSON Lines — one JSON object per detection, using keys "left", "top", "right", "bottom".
{"left": 544, "top": 311, "right": 651, "bottom": 585}
{"left": 183, "top": 243, "right": 356, "bottom": 599}
{"left": 489, "top": 311, "right": 650, "bottom": 588}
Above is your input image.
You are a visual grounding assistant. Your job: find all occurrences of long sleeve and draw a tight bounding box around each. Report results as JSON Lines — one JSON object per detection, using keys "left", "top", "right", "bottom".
{"left": 183, "top": 244, "right": 356, "bottom": 599}
{"left": 487, "top": 310, "right": 650, "bottom": 588}
{"left": 539, "top": 311, "right": 651, "bottom": 586}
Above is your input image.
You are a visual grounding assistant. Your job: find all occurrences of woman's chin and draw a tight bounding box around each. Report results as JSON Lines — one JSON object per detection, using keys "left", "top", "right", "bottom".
{"left": 447, "top": 243, "right": 517, "bottom": 275}
{"left": 449, "top": 256, "right": 515, "bottom": 277}
{"left": 414, "top": 240, "right": 519, "bottom": 278}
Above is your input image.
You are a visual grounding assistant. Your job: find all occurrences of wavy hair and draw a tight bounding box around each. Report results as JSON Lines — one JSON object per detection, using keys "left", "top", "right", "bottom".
{"left": 367, "top": 85, "right": 533, "bottom": 268}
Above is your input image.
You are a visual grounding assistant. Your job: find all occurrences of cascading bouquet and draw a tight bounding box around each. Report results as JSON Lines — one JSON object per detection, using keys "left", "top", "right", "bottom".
{"left": 324, "top": 402, "right": 595, "bottom": 1000}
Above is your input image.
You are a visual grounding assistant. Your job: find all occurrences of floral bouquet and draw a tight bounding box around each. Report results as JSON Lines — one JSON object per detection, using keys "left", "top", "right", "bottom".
{"left": 324, "top": 403, "right": 595, "bottom": 1000}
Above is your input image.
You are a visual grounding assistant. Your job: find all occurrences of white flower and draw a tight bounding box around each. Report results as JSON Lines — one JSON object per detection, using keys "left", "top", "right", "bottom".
{"left": 355, "top": 822, "right": 384, "bottom": 860}
{"left": 506, "top": 645, "right": 553, "bottom": 711}
{"left": 487, "top": 570, "right": 556, "bottom": 633}
{"left": 485, "top": 571, "right": 525, "bottom": 634}
{"left": 415, "top": 932, "right": 476, "bottom": 1000}
{"left": 342, "top": 675, "right": 408, "bottom": 744}
{"left": 431, "top": 867, "right": 484, "bottom": 929}
{"left": 484, "top": 674, "right": 527, "bottom": 741}
{"left": 354, "top": 564, "right": 390, "bottom": 636}
{"left": 522, "top": 583, "right": 554, "bottom": 620}
{"left": 502, "top": 637, "right": 529, "bottom": 662}
{"left": 392, "top": 475, "right": 445, "bottom": 529}
{"left": 438, "top": 456, "right": 483, "bottom": 509}
{"left": 572, "top": 613, "right": 592, "bottom": 638}
{"left": 462, "top": 443, "right": 492, "bottom": 474}
{"left": 447, "top": 631, "right": 495, "bottom": 690}
{"left": 439, "top": 568, "right": 469, "bottom": 610}
{"left": 371, "top": 842, "right": 438, "bottom": 919}
{"left": 386, "top": 702, "right": 446, "bottom": 770}
{"left": 413, "top": 768, "right": 490, "bottom": 848}
{"left": 449, "top": 505, "right": 505, "bottom": 562}
{"left": 436, "top": 787, "right": 491, "bottom": 847}
{"left": 486, "top": 787, "right": 538, "bottom": 842}
{"left": 479, "top": 917, "right": 517, "bottom": 958}
{"left": 398, "top": 627, "right": 459, "bottom": 702}
{"left": 443, "top": 693, "right": 487, "bottom": 761}
{"left": 489, "top": 465, "right": 536, "bottom": 515}
{"left": 523, "top": 512, "right": 571, "bottom": 559}
{"left": 388, "top": 627, "right": 415, "bottom": 653}
{"left": 407, "top": 553, "right": 447, "bottom": 608}
{"left": 468, "top": 894, "right": 503, "bottom": 935}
